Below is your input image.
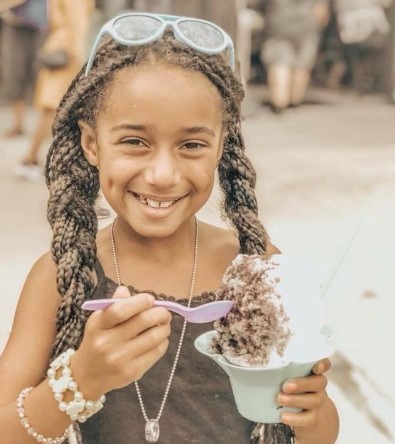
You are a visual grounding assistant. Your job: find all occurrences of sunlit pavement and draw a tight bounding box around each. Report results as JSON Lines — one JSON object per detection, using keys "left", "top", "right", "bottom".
{"left": 1, "top": 86, "right": 395, "bottom": 443}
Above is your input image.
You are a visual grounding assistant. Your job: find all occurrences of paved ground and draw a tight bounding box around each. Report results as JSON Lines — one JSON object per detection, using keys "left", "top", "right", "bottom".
{"left": 1, "top": 86, "right": 395, "bottom": 443}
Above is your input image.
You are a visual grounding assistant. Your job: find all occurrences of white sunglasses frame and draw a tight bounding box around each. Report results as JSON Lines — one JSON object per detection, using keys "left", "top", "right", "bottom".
{"left": 84, "top": 12, "right": 235, "bottom": 76}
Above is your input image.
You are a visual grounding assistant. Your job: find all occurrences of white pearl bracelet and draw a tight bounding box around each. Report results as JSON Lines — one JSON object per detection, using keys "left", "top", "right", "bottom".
{"left": 47, "top": 348, "right": 106, "bottom": 423}
{"left": 17, "top": 387, "right": 71, "bottom": 443}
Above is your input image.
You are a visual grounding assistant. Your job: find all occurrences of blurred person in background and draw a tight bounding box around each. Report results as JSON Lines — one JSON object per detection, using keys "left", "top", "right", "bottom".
{"left": 0, "top": 0, "right": 47, "bottom": 138}
{"left": 335, "top": 0, "right": 392, "bottom": 93}
{"left": 235, "top": 0, "right": 266, "bottom": 84}
{"left": 15, "top": 0, "right": 95, "bottom": 181}
{"left": 254, "top": 0, "right": 329, "bottom": 113}
{"left": 313, "top": 1, "right": 347, "bottom": 90}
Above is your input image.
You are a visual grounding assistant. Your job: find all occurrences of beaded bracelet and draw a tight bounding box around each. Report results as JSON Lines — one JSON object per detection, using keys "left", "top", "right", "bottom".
{"left": 17, "top": 387, "right": 71, "bottom": 444}
{"left": 47, "top": 348, "right": 106, "bottom": 423}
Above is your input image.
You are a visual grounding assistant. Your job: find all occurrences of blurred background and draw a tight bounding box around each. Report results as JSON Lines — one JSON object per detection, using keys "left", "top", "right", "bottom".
{"left": 1, "top": 1, "right": 395, "bottom": 443}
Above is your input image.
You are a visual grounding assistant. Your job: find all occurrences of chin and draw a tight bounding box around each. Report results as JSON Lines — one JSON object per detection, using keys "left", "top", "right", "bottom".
{"left": 135, "top": 225, "right": 176, "bottom": 239}
{"left": 127, "top": 216, "right": 188, "bottom": 239}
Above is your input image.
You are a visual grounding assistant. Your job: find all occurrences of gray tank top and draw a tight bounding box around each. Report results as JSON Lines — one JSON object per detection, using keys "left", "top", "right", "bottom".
{"left": 79, "top": 260, "right": 254, "bottom": 443}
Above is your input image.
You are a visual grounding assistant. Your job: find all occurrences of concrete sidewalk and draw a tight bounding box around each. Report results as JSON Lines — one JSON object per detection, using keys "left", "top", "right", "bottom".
{"left": 1, "top": 87, "right": 395, "bottom": 443}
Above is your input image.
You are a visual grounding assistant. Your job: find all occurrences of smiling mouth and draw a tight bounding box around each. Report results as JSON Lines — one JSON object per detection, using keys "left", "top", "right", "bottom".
{"left": 132, "top": 192, "right": 184, "bottom": 209}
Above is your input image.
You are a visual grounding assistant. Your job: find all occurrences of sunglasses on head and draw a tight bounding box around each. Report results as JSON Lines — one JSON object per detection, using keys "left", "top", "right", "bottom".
{"left": 85, "top": 13, "right": 235, "bottom": 76}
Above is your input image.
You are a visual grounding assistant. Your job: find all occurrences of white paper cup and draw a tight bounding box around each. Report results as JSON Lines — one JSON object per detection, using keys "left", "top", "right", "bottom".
{"left": 194, "top": 330, "right": 332, "bottom": 423}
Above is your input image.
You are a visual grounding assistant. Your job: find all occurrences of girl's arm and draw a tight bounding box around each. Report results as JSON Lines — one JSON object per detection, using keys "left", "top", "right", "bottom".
{"left": 0, "top": 253, "right": 74, "bottom": 443}
{"left": 0, "top": 253, "right": 171, "bottom": 443}
{"left": 0, "top": 379, "right": 74, "bottom": 443}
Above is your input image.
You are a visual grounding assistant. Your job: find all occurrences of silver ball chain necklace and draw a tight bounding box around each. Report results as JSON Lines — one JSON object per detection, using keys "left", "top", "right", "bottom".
{"left": 110, "top": 217, "right": 199, "bottom": 443}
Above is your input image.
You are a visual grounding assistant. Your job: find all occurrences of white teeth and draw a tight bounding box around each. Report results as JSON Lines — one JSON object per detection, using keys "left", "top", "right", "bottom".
{"left": 135, "top": 194, "right": 177, "bottom": 209}
{"left": 146, "top": 198, "right": 161, "bottom": 208}
{"left": 159, "top": 201, "right": 173, "bottom": 208}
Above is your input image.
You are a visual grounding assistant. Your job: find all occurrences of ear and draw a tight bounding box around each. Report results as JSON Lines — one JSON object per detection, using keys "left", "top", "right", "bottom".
{"left": 78, "top": 120, "right": 99, "bottom": 167}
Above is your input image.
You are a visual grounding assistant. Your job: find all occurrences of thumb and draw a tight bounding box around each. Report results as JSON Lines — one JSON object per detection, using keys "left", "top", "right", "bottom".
{"left": 112, "top": 285, "right": 131, "bottom": 299}
{"left": 312, "top": 358, "right": 331, "bottom": 375}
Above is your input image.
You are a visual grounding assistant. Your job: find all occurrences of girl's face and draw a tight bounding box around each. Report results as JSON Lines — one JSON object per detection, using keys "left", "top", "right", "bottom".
{"left": 80, "top": 64, "right": 225, "bottom": 238}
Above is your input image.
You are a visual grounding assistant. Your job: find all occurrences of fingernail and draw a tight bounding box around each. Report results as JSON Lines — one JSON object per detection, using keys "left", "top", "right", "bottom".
{"left": 283, "top": 381, "right": 297, "bottom": 392}
{"left": 281, "top": 413, "right": 292, "bottom": 423}
{"left": 277, "top": 394, "right": 288, "bottom": 404}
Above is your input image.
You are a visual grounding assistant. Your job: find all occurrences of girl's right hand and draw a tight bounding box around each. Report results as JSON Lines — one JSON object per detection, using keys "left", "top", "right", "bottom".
{"left": 70, "top": 286, "right": 172, "bottom": 400}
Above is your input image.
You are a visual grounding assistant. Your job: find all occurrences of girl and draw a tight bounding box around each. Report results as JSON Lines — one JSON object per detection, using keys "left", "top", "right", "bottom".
{"left": 0, "top": 13, "right": 338, "bottom": 444}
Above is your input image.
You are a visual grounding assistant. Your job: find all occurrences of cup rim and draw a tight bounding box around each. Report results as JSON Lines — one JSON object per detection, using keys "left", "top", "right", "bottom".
{"left": 194, "top": 330, "right": 334, "bottom": 370}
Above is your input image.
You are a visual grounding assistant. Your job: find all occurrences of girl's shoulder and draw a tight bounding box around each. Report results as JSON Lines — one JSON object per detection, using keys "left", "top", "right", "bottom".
{"left": 195, "top": 222, "right": 239, "bottom": 293}
{"left": 200, "top": 221, "right": 239, "bottom": 253}
{"left": 200, "top": 221, "right": 280, "bottom": 256}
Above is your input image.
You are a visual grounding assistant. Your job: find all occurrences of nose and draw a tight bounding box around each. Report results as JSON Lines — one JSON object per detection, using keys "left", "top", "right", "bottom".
{"left": 144, "top": 150, "right": 182, "bottom": 188}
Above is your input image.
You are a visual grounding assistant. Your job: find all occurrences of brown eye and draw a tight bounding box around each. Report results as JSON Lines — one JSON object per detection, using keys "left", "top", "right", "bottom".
{"left": 122, "top": 138, "right": 146, "bottom": 147}
{"left": 183, "top": 141, "right": 205, "bottom": 150}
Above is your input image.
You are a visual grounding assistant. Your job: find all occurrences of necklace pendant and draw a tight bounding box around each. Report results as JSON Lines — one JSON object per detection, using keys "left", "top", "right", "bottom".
{"left": 145, "top": 419, "right": 160, "bottom": 443}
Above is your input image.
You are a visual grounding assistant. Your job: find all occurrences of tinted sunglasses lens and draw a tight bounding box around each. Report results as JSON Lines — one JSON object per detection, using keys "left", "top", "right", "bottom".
{"left": 178, "top": 21, "right": 225, "bottom": 49}
{"left": 114, "top": 15, "right": 162, "bottom": 41}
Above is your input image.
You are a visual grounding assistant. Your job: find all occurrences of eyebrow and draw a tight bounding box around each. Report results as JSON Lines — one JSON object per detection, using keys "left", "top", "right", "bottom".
{"left": 111, "top": 123, "right": 216, "bottom": 137}
{"left": 111, "top": 124, "right": 153, "bottom": 132}
{"left": 181, "top": 126, "right": 216, "bottom": 137}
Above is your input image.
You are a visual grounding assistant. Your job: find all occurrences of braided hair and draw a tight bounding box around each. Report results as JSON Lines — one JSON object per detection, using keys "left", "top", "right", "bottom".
{"left": 45, "top": 33, "right": 293, "bottom": 444}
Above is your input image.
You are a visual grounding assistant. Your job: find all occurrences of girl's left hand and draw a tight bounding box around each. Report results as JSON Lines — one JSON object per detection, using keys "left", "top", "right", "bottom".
{"left": 277, "top": 358, "right": 331, "bottom": 429}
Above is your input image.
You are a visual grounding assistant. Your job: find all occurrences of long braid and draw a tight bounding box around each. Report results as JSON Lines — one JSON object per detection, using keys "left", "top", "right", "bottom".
{"left": 47, "top": 68, "right": 110, "bottom": 358}
{"left": 47, "top": 41, "right": 146, "bottom": 360}
{"left": 47, "top": 118, "right": 99, "bottom": 358}
{"left": 46, "top": 35, "right": 292, "bottom": 443}
{"left": 219, "top": 128, "right": 268, "bottom": 255}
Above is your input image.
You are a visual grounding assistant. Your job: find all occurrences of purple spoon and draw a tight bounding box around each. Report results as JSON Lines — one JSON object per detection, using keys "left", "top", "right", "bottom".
{"left": 81, "top": 299, "right": 233, "bottom": 324}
